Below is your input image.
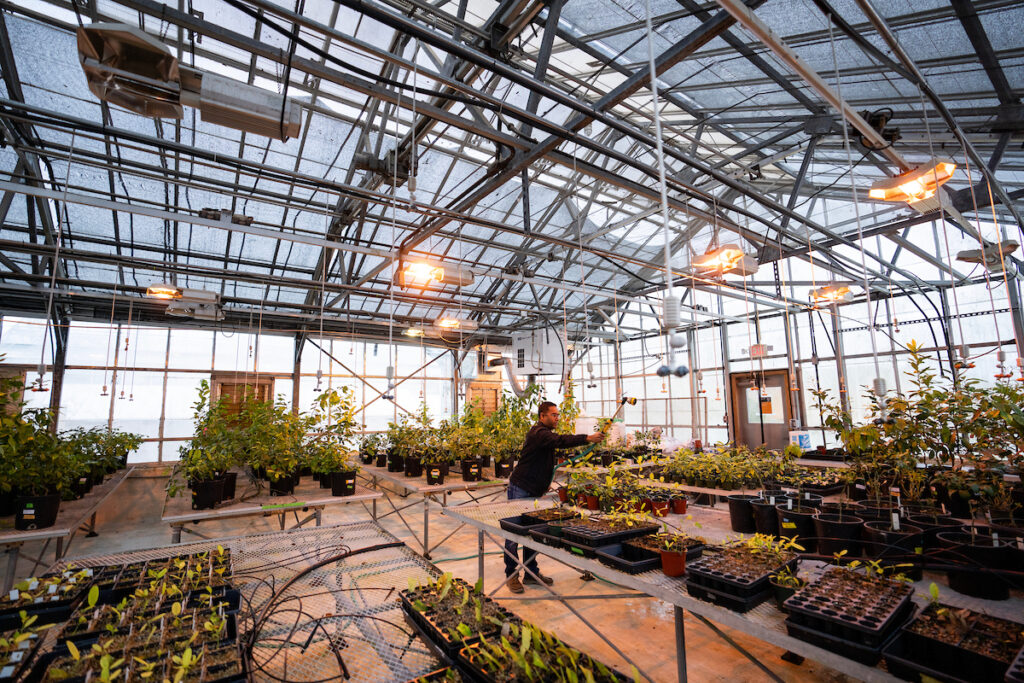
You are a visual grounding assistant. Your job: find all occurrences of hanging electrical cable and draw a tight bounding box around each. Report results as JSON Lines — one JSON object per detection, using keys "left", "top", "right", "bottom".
{"left": 101, "top": 292, "right": 116, "bottom": 396}
{"left": 828, "top": 17, "right": 885, "bottom": 405}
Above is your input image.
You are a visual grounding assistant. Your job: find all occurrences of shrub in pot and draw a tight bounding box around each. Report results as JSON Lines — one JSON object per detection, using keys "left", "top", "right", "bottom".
{"left": 769, "top": 566, "right": 807, "bottom": 612}
{"left": 305, "top": 388, "right": 359, "bottom": 497}
{"left": 359, "top": 433, "right": 383, "bottom": 466}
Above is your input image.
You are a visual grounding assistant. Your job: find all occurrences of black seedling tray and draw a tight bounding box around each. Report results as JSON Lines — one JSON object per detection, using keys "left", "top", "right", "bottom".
{"left": 785, "top": 618, "right": 892, "bottom": 666}
{"left": 561, "top": 541, "right": 600, "bottom": 559}
{"left": 527, "top": 527, "right": 564, "bottom": 549}
{"left": 685, "top": 580, "right": 771, "bottom": 613}
{"left": 0, "top": 629, "right": 42, "bottom": 681}
{"left": 895, "top": 604, "right": 1023, "bottom": 683}
{"left": 686, "top": 552, "right": 796, "bottom": 601}
{"left": 561, "top": 522, "right": 658, "bottom": 548}
{"left": 594, "top": 543, "right": 660, "bottom": 574}
{"left": 1006, "top": 644, "right": 1024, "bottom": 683}
{"left": 783, "top": 569, "right": 914, "bottom": 648}
{"left": 882, "top": 631, "right": 977, "bottom": 683}
{"left": 498, "top": 515, "right": 548, "bottom": 536}
{"left": 456, "top": 642, "right": 633, "bottom": 683}
{"left": 519, "top": 509, "right": 581, "bottom": 526}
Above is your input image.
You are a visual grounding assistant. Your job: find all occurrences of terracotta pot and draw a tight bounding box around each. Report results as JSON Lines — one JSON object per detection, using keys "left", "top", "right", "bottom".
{"left": 557, "top": 487, "right": 569, "bottom": 503}
{"left": 660, "top": 549, "right": 686, "bottom": 577}
{"left": 671, "top": 498, "right": 688, "bottom": 514}
{"left": 586, "top": 494, "right": 600, "bottom": 511}
{"left": 651, "top": 500, "right": 670, "bottom": 517}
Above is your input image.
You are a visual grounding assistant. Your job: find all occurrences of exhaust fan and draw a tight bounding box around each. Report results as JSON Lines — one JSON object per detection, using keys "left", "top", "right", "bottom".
{"left": 78, "top": 23, "right": 301, "bottom": 141}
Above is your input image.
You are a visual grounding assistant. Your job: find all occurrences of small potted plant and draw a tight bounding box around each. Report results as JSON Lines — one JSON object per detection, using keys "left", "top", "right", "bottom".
{"left": 768, "top": 566, "right": 807, "bottom": 611}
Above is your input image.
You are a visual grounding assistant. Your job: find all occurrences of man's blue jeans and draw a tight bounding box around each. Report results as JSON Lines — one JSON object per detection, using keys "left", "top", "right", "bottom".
{"left": 505, "top": 483, "right": 539, "bottom": 578}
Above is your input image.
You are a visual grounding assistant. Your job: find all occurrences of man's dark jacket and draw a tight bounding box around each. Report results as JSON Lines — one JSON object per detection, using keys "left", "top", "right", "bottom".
{"left": 508, "top": 423, "right": 589, "bottom": 496}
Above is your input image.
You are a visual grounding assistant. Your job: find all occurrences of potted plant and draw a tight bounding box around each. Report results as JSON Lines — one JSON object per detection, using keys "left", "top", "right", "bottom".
{"left": 768, "top": 566, "right": 807, "bottom": 611}
{"left": 0, "top": 375, "right": 71, "bottom": 530}
{"left": 358, "top": 433, "right": 382, "bottom": 466}
{"left": 305, "top": 387, "right": 359, "bottom": 496}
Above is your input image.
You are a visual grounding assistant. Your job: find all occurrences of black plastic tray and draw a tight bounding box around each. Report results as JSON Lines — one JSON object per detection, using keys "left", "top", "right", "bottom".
{"left": 519, "top": 509, "right": 581, "bottom": 526}
{"left": 594, "top": 543, "right": 660, "bottom": 575}
{"left": 561, "top": 541, "right": 600, "bottom": 559}
{"left": 1006, "top": 644, "right": 1024, "bottom": 683}
{"left": 561, "top": 522, "right": 658, "bottom": 548}
{"left": 498, "top": 515, "right": 548, "bottom": 536}
{"left": 882, "top": 630, "right": 979, "bottom": 683}
{"left": 686, "top": 581, "right": 771, "bottom": 613}
{"left": 783, "top": 569, "right": 914, "bottom": 648}
{"left": 527, "top": 527, "right": 564, "bottom": 549}
{"left": 686, "top": 552, "right": 796, "bottom": 601}
{"left": 785, "top": 618, "right": 891, "bottom": 666}
{"left": 456, "top": 641, "right": 632, "bottom": 683}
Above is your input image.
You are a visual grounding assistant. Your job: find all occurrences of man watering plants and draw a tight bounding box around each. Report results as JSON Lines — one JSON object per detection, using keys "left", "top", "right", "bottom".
{"left": 504, "top": 401, "right": 605, "bottom": 594}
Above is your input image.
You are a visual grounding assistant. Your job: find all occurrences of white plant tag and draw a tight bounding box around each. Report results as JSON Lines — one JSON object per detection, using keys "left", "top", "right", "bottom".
{"left": 1, "top": 665, "right": 16, "bottom": 678}
{"left": 805, "top": 492, "right": 811, "bottom": 500}
{"left": 769, "top": 496, "right": 776, "bottom": 505}
{"left": 992, "top": 532, "right": 999, "bottom": 546}
{"left": 787, "top": 498, "right": 793, "bottom": 510}
{"left": 9, "top": 651, "right": 22, "bottom": 663}
{"left": 47, "top": 584, "right": 58, "bottom": 595}
{"left": 8, "top": 589, "right": 18, "bottom": 602}
{"left": 855, "top": 483, "right": 866, "bottom": 490}
{"left": 28, "top": 580, "right": 38, "bottom": 590}
{"left": 891, "top": 512, "right": 900, "bottom": 532}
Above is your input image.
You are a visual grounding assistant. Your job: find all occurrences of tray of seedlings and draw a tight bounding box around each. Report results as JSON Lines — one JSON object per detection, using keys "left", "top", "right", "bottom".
{"left": 402, "top": 667, "right": 464, "bottom": 682}
{"left": 595, "top": 533, "right": 705, "bottom": 575}
{"left": 686, "top": 535, "right": 799, "bottom": 613}
{"left": 499, "top": 508, "right": 581, "bottom": 536}
{"left": 456, "top": 621, "right": 634, "bottom": 683}
{"left": 400, "top": 574, "right": 520, "bottom": 658}
{"left": 560, "top": 513, "right": 659, "bottom": 557}
{"left": 783, "top": 563, "right": 914, "bottom": 665}
{"left": 881, "top": 591, "right": 1024, "bottom": 683}
{"left": 0, "top": 612, "right": 47, "bottom": 682}
{"left": 0, "top": 568, "right": 95, "bottom": 631}
{"left": 526, "top": 517, "right": 585, "bottom": 549}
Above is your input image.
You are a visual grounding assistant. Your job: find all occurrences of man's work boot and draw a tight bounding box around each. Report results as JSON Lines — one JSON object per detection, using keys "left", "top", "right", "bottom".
{"left": 523, "top": 572, "right": 554, "bottom": 586}
{"left": 506, "top": 575, "right": 524, "bottom": 594}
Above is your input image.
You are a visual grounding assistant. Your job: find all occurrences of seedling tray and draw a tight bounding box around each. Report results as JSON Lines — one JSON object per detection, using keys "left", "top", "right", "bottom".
{"left": 594, "top": 543, "right": 661, "bottom": 574}
{"left": 686, "top": 551, "right": 796, "bottom": 601}
{"left": 456, "top": 642, "right": 633, "bottom": 683}
{"left": 561, "top": 541, "right": 600, "bottom": 559}
{"left": 519, "top": 509, "right": 581, "bottom": 526}
{"left": 527, "top": 527, "right": 564, "bottom": 549}
{"left": 1007, "top": 644, "right": 1024, "bottom": 683}
{"left": 561, "top": 522, "right": 659, "bottom": 548}
{"left": 894, "top": 603, "right": 1024, "bottom": 683}
{"left": 785, "top": 618, "right": 892, "bottom": 666}
{"left": 0, "top": 630, "right": 41, "bottom": 681}
{"left": 882, "top": 631, "right": 980, "bottom": 683}
{"left": 685, "top": 581, "right": 771, "bottom": 613}
{"left": 498, "top": 515, "right": 548, "bottom": 537}
{"left": 783, "top": 568, "right": 914, "bottom": 648}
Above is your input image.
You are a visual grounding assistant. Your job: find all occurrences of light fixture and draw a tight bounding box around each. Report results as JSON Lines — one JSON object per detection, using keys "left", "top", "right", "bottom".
{"left": 868, "top": 158, "right": 956, "bottom": 204}
{"left": 146, "top": 282, "right": 183, "bottom": 300}
{"left": 403, "top": 327, "right": 425, "bottom": 338}
{"left": 397, "top": 261, "right": 474, "bottom": 289}
{"left": 434, "top": 317, "right": 478, "bottom": 332}
{"left": 810, "top": 284, "right": 853, "bottom": 305}
{"left": 956, "top": 241, "right": 1019, "bottom": 272}
{"left": 77, "top": 23, "right": 301, "bottom": 141}
{"left": 691, "top": 243, "right": 759, "bottom": 276}
{"left": 164, "top": 288, "right": 224, "bottom": 321}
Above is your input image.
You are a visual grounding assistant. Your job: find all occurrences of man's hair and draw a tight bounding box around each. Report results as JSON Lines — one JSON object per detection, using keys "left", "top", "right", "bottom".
{"left": 538, "top": 401, "right": 557, "bottom": 418}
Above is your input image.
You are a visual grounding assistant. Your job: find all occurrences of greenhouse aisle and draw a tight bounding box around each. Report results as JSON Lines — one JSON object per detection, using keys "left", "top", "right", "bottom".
{"left": 8, "top": 469, "right": 855, "bottom": 683}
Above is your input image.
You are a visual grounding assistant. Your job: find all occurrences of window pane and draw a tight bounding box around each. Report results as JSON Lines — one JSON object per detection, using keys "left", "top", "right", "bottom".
{"left": 0, "top": 316, "right": 52, "bottom": 364}
{"left": 256, "top": 334, "right": 294, "bottom": 373}
{"left": 60, "top": 369, "right": 110, "bottom": 429}
{"left": 67, "top": 323, "right": 117, "bottom": 365}
{"left": 169, "top": 329, "right": 213, "bottom": 369}
{"left": 109, "top": 371, "right": 164, "bottom": 439}
{"left": 164, "top": 372, "right": 208, "bottom": 439}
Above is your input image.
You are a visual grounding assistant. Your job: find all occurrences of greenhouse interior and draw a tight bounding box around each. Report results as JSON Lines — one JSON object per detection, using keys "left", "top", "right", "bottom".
{"left": 0, "top": 0, "right": 1022, "bottom": 680}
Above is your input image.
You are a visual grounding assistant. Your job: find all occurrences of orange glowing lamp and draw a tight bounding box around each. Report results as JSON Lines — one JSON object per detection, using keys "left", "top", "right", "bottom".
{"left": 692, "top": 244, "right": 759, "bottom": 276}
{"left": 869, "top": 159, "right": 956, "bottom": 203}
{"left": 810, "top": 284, "right": 852, "bottom": 305}
{"left": 146, "top": 282, "right": 183, "bottom": 299}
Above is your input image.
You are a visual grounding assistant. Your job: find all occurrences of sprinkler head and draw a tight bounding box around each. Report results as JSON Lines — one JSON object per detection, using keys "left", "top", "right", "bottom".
{"left": 656, "top": 365, "right": 672, "bottom": 377}
{"left": 674, "top": 365, "right": 690, "bottom": 378}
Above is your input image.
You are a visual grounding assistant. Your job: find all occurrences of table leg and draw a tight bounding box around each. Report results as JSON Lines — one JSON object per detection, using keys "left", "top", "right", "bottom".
{"left": 86, "top": 512, "right": 98, "bottom": 537}
{"left": 279, "top": 513, "right": 286, "bottom": 531}
{"left": 477, "top": 530, "right": 484, "bottom": 585}
{"left": 423, "top": 497, "right": 430, "bottom": 559}
{"left": 55, "top": 538, "right": 64, "bottom": 561}
{"left": 372, "top": 476, "right": 378, "bottom": 520}
{"left": 315, "top": 509, "right": 322, "bottom": 526}
{"left": 172, "top": 526, "right": 182, "bottom": 544}
{"left": 674, "top": 606, "right": 687, "bottom": 683}
{"left": 3, "top": 547, "right": 19, "bottom": 593}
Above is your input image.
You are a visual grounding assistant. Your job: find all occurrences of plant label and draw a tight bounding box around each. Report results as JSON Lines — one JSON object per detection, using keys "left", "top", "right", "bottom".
{"left": 891, "top": 513, "right": 900, "bottom": 532}
{"left": 20, "top": 511, "right": 33, "bottom": 519}
{"left": 33, "top": 597, "right": 42, "bottom": 604}
{"left": 1, "top": 665, "right": 15, "bottom": 679}
{"left": 855, "top": 483, "right": 866, "bottom": 490}
{"left": 804, "top": 492, "right": 811, "bottom": 500}
{"left": 8, "top": 651, "right": 22, "bottom": 664}
{"left": 769, "top": 496, "right": 776, "bottom": 505}
{"left": 889, "top": 487, "right": 900, "bottom": 496}
{"left": 992, "top": 532, "right": 999, "bottom": 546}
{"left": 28, "top": 580, "right": 37, "bottom": 590}
{"left": 787, "top": 498, "right": 793, "bottom": 510}
{"left": 782, "top": 522, "right": 797, "bottom": 529}
{"left": 7, "top": 590, "right": 17, "bottom": 601}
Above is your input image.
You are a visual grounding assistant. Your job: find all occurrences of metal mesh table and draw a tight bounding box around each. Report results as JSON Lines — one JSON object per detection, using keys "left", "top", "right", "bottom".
{"left": 360, "top": 464, "right": 507, "bottom": 558}
{"left": 161, "top": 476, "right": 382, "bottom": 543}
{"left": 442, "top": 498, "right": 903, "bottom": 683}
{"left": 0, "top": 467, "right": 134, "bottom": 591}
{"left": 53, "top": 521, "right": 443, "bottom": 683}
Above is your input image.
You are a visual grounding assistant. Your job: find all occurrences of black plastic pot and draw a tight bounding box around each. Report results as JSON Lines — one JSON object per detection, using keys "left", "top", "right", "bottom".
{"left": 268, "top": 475, "right": 295, "bottom": 497}
{"left": 906, "top": 514, "right": 959, "bottom": 548}
{"left": 854, "top": 498, "right": 899, "bottom": 521}
{"left": 935, "top": 531, "right": 1016, "bottom": 600}
{"left": 424, "top": 463, "right": 447, "bottom": 485}
{"left": 318, "top": 473, "right": 331, "bottom": 489}
{"left": 14, "top": 494, "right": 61, "bottom": 530}
{"left": 461, "top": 458, "right": 482, "bottom": 482}
{"left": 726, "top": 494, "right": 759, "bottom": 533}
{"left": 862, "top": 521, "right": 924, "bottom": 580}
{"left": 221, "top": 472, "right": 237, "bottom": 501}
{"left": 330, "top": 471, "right": 356, "bottom": 497}
{"left": 819, "top": 501, "right": 860, "bottom": 517}
{"left": 814, "top": 513, "right": 863, "bottom": 558}
{"left": 989, "top": 517, "right": 1024, "bottom": 539}
{"left": 494, "top": 460, "right": 514, "bottom": 478}
{"left": 751, "top": 498, "right": 780, "bottom": 537}
{"left": 480, "top": 454, "right": 491, "bottom": 468}
{"left": 846, "top": 479, "right": 868, "bottom": 501}
{"left": 775, "top": 504, "right": 818, "bottom": 552}
{"left": 387, "top": 452, "right": 405, "bottom": 473}
{"left": 404, "top": 456, "right": 423, "bottom": 478}
{"left": 360, "top": 451, "right": 375, "bottom": 465}
{"left": 374, "top": 452, "right": 387, "bottom": 468}
{"left": 190, "top": 479, "right": 224, "bottom": 511}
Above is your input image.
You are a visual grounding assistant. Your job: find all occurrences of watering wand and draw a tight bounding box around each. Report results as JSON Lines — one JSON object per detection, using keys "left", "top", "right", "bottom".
{"left": 556, "top": 396, "right": 638, "bottom": 470}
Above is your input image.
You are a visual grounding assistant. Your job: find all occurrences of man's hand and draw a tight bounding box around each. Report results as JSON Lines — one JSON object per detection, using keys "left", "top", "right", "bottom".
{"left": 586, "top": 432, "right": 606, "bottom": 444}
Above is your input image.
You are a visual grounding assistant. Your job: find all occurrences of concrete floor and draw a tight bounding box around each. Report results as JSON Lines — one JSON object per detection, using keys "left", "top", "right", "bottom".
{"left": 7, "top": 469, "right": 856, "bottom": 682}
